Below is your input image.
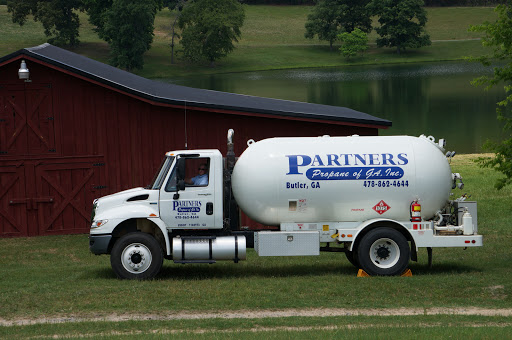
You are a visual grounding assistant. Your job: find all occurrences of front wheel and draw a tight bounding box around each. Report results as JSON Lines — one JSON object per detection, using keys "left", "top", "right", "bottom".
{"left": 357, "top": 228, "right": 410, "bottom": 276}
{"left": 110, "top": 233, "right": 163, "bottom": 280}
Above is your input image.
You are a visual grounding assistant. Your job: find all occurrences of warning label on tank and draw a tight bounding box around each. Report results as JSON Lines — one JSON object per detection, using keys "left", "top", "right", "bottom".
{"left": 372, "top": 200, "right": 391, "bottom": 215}
{"left": 298, "top": 199, "right": 307, "bottom": 212}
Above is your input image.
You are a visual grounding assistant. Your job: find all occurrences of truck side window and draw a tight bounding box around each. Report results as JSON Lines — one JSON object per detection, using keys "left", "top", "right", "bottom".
{"left": 186, "top": 158, "right": 209, "bottom": 187}
{"left": 164, "top": 158, "right": 209, "bottom": 192}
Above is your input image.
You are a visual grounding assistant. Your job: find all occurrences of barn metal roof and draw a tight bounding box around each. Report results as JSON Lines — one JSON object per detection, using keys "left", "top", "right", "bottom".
{"left": 2, "top": 44, "right": 391, "bottom": 127}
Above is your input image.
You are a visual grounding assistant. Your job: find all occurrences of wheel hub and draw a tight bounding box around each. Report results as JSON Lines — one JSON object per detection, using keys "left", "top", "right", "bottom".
{"left": 376, "top": 244, "right": 390, "bottom": 260}
{"left": 369, "top": 238, "right": 400, "bottom": 269}
{"left": 121, "top": 243, "right": 152, "bottom": 274}
{"left": 130, "top": 251, "right": 143, "bottom": 265}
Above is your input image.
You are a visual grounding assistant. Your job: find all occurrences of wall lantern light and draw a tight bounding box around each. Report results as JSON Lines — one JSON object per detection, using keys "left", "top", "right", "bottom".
{"left": 18, "top": 60, "right": 31, "bottom": 82}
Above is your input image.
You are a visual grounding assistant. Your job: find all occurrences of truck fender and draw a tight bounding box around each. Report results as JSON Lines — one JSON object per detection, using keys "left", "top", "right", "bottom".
{"left": 348, "top": 218, "right": 415, "bottom": 252}
{"left": 95, "top": 204, "right": 170, "bottom": 256}
{"left": 147, "top": 218, "right": 172, "bottom": 256}
{"left": 108, "top": 217, "right": 171, "bottom": 256}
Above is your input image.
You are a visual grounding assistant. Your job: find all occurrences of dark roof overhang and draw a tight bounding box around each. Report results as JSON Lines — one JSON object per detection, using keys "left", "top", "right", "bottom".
{"left": 0, "top": 44, "right": 391, "bottom": 129}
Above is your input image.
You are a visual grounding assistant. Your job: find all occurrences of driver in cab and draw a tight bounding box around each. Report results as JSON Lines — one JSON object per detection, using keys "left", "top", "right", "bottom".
{"left": 187, "top": 164, "right": 208, "bottom": 186}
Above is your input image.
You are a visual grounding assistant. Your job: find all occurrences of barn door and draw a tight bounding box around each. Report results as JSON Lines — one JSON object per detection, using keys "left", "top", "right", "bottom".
{"left": 0, "top": 83, "right": 57, "bottom": 156}
{"left": 0, "top": 162, "right": 27, "bottom": 237}
{"left": 0, "top": 157, "right": 106, "bottom": 237}
{"left": 34, "top": 157, "right": 107, "bottom": 236}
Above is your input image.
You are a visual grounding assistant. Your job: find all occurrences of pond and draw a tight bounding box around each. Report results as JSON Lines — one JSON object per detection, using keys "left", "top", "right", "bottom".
{"left": 161, "top": 62, "right": 506, "bottom": 154}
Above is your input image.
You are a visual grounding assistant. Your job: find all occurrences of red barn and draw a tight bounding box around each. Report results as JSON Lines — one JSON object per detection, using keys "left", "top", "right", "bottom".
{"left": 0, "top": 44, "right": 390, "bottom": 237}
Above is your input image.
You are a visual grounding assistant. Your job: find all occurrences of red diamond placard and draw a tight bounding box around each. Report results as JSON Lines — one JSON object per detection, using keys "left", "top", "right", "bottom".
{"left": 372, "top": 200, "right": 390, "bottom": 215}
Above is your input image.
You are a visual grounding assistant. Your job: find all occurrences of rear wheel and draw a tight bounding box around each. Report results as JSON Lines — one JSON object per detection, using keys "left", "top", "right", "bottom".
{"left": 110, "top": 233, "right": 163, "bottom": 280}
{"left": 357, "top": 228, "right": 410, "bottom": 276}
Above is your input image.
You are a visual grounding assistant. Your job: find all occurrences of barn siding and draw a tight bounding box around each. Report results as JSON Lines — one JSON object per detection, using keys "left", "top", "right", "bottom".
{"left": 0, "top": 56, "right": 380, "bottom": 237}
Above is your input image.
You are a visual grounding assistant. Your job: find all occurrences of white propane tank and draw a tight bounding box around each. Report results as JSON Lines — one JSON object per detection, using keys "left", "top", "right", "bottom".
{"left": 231, "top": 135, "right": 453, "bottom": 226}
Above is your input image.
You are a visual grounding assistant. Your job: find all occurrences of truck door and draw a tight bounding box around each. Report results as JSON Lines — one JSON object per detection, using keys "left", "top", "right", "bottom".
{"left": 159, "top": 155, "right": 218, "bottom": 229}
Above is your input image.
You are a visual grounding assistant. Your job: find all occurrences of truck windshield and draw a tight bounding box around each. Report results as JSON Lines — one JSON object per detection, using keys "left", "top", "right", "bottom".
{"left": 147, "top": 156, "right": 175, "bottom": 190}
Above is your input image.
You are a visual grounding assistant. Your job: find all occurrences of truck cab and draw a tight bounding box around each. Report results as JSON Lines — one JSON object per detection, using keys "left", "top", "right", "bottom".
{"left": 89, "top": 149, "right": 242, "bottom": 279}
{"left": 155, "top": 150, "right": 224, "bottom": 231}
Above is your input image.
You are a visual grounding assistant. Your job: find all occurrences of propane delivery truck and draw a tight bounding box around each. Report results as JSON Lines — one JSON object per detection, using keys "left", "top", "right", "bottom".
{"left": 89, "top": 130, "right": 482, "bottom": 279}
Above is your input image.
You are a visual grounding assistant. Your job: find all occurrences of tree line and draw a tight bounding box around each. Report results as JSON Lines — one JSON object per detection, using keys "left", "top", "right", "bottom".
{"left": 2, "top": 0, "right": 503, "bottom": 68}
{"left": 8, "top": 0, "right": 431, "bottom": 70}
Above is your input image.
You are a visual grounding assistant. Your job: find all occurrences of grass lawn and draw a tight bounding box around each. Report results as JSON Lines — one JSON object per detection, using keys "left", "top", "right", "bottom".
{"left": 0, "top": 155, "right": 511, "bottom": 338}
{"left": 0, "top": 6, "right": 499, "bottom": 78}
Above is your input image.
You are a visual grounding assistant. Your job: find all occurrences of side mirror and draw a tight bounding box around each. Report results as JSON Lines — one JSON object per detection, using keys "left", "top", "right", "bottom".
{"left": 173, "top": 179, "right": 184, "bottom": 200}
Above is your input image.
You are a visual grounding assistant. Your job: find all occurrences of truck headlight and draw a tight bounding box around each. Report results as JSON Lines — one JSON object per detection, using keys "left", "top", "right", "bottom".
{"left": 91, "top": 219, "right": 108, "bottom": 229}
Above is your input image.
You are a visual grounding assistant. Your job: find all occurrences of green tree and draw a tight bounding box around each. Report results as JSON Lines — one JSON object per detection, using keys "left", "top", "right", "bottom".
{"left": 305, "top": 0, "right": 371, "bottom": 51}
{"left": 178, "top": 0, "right": 245, "bottom": 66}
{"left": 470, "top": 2, "right": 512, "bottom": 189}
{"left": 338, "top": 28, "right": 368, "bottom": 59}
{"left": 85, "top": 0, "right": 161, "bottom": 71}
{"left": 369, "top": 0, "right": 431, "bottom": 55}
{"left": 83, "top": 0, "right": 111, "bottom": 33}
{"left": 7, "top": 0, "right": 83, "bottom": 47}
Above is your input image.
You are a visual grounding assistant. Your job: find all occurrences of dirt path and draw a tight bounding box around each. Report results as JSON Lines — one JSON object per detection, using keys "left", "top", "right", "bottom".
{"left": 2, "top": 307, "right": 512, "bottom": 327}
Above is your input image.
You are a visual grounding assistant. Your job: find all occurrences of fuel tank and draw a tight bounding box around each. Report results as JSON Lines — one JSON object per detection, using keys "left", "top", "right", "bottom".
{"left": 231, "top": 135, "right": 453, "bottom": 226}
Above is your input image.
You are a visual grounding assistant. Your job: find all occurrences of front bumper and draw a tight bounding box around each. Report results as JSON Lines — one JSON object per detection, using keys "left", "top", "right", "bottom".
{"left": 89, "top": 234, "right": 112, "bottom": 255}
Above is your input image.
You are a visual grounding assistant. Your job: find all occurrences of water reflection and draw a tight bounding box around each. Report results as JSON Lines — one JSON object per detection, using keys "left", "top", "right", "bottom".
{"left": 161, "top": 62, "right": 506, "bottom": 153}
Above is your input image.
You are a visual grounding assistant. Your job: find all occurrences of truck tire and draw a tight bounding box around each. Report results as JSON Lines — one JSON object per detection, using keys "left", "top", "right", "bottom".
{"left": 357, "top": 228, "right": 410, "bottom": 276}
{"left": 110, "top": 233, "right": 163, "bottom": 280}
